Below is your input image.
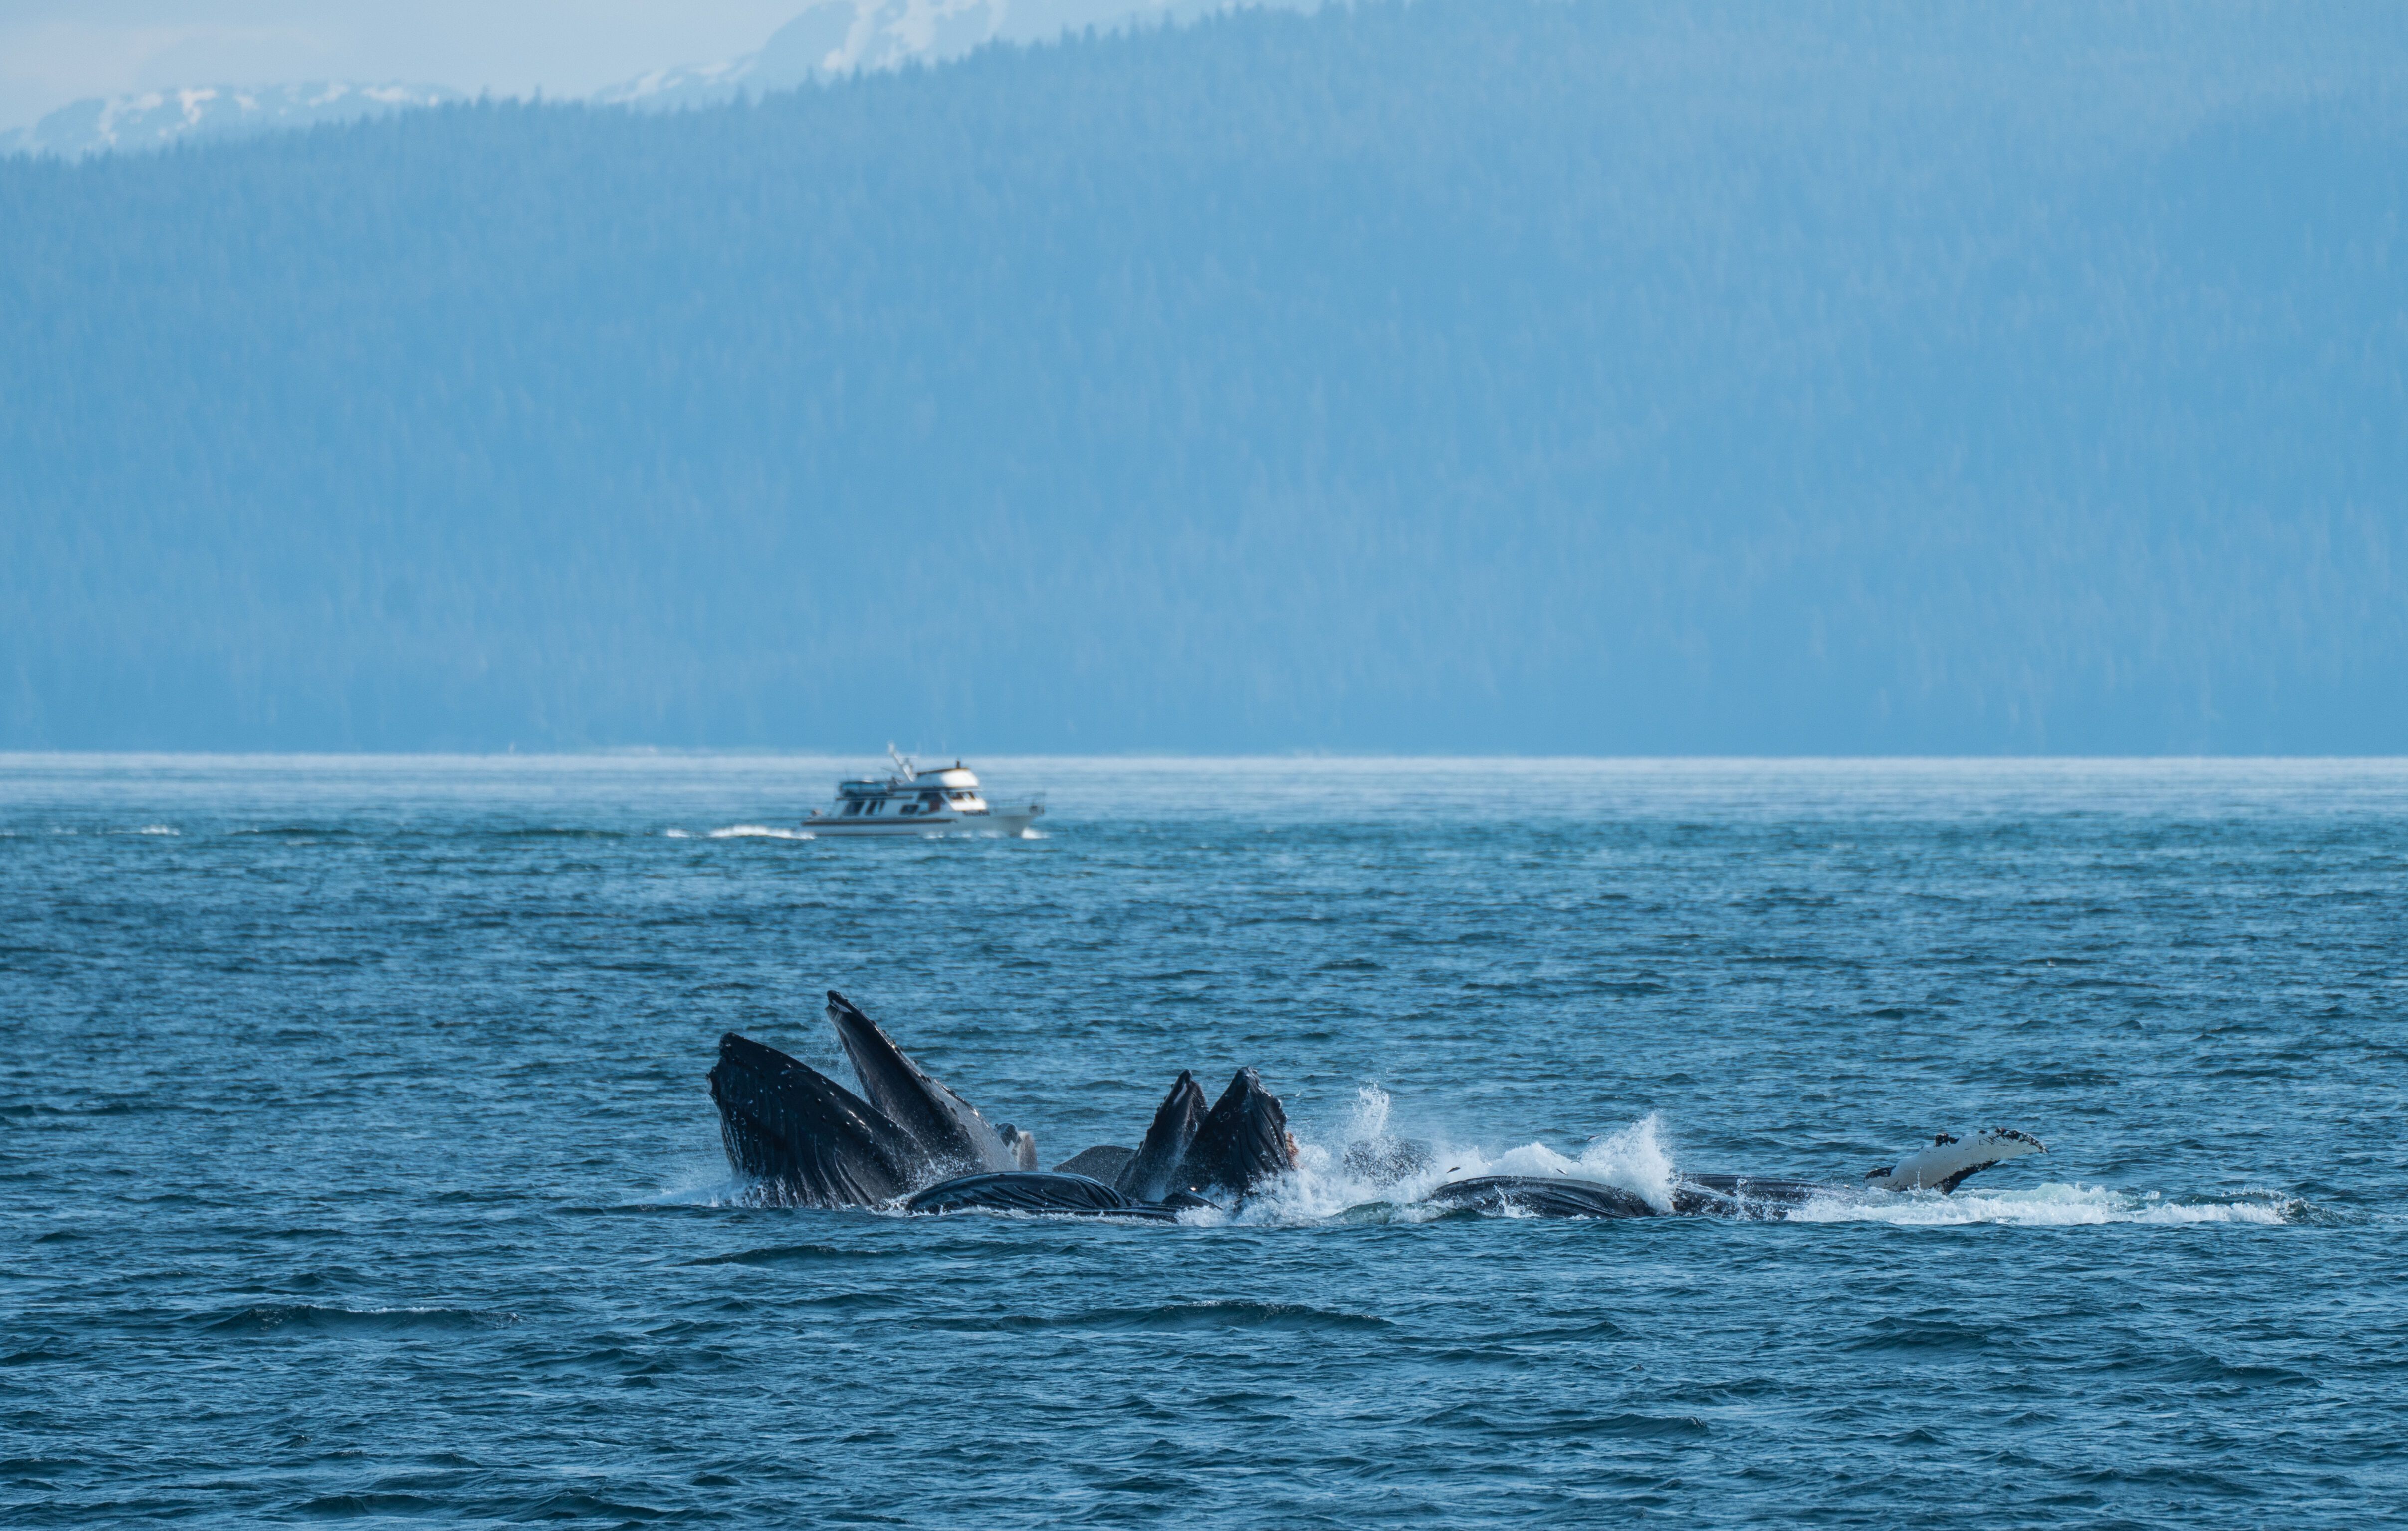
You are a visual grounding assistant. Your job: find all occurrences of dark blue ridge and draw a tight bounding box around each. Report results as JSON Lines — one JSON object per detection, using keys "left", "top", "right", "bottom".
{"left": 197, "top": 1304, "right": 517, "bottom": 1336}
{"left": 917, "top": 1302, "right": 1394, "bottom": 1334}
{"left": 678, "top": 1243, "right": 893, "bottom": 1268}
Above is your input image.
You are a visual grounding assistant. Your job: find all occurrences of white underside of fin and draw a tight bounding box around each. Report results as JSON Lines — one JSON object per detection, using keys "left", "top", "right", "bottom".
{"left": 1866, "top": 1128, "right": 2046, "bottom": 1192}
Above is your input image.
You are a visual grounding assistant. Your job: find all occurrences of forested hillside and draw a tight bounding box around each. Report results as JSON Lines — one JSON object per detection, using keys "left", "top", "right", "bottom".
{"left": 3, "top": 0, "right": 2402, "bottom": 752}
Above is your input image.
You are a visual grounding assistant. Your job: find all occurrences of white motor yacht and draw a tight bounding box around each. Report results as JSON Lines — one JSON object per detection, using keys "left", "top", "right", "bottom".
{"left": 804, "top": 749, "right": 1045, "bottom": 837}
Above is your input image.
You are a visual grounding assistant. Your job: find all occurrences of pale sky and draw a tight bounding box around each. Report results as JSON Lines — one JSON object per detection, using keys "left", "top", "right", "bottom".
{"left": 0, "top": 1, "right": 808, "bottom": 130}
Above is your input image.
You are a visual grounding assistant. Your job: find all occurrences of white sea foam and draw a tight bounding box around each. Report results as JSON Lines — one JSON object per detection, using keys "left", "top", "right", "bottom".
{"left": 1210, "top": 1094, "right": 2299, "bottom": 1229}
{"left": 652, "top": 1157, "right": 760, "bottom": 1208}
{"left": 1786, "top": 1181, "right": 2297, "bottom": 1227}
{"left": 706, "top": 824, "right": 814, "bottom": 840}
{"left": 133, "top": 824, "right": 180, "bottom": 835}
{"left": 662, "top": 828, "right": 693, "bottom": 839}
{"left": 1216, "top": 1094, "right": 1682, "bottom": 1225}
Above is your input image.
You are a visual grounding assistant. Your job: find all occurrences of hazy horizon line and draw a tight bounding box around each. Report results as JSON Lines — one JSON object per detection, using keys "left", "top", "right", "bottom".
{"left": 7, "top": 750, "right": 2408, "bottom": 766}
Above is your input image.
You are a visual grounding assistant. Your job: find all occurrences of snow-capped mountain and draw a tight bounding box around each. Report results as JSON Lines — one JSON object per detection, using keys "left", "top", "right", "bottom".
{"left": 1, "top": 82, "right": 463, "bottom": 160}
{"left": 594, "top": 0, "right": 1307, "bottom": 110}
{"left": 2, "top": 1, "right": 1307, "bottom": 157}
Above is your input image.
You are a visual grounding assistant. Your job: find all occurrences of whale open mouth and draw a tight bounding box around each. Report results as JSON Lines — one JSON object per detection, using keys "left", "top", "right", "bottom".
{"left": 710, "top": 993, "right": 1300, "bottom": 1216}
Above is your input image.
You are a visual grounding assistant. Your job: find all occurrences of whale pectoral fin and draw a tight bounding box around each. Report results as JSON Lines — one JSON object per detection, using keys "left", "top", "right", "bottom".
{"left": 1865, "top": 1128, "right": 2048, "bottom": 1193}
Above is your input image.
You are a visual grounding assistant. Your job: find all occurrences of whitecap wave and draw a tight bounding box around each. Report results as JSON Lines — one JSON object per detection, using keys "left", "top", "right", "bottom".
{"left": 706, "top": 824, "right": 814, "bottom": 840}
{"left": 132, "top": 824, "right": 180, "bottom": 835}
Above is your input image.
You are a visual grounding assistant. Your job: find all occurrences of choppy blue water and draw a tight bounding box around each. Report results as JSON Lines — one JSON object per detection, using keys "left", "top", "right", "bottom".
{"left": 4, "top": 755, "right": 2405, "bottom": 1527}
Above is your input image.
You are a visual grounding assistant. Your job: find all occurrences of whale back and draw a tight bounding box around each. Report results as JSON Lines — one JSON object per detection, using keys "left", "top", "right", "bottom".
{"left": 708, "top": 1032, "right": 917, "bottom": 1207}
{"left": 1054, "top": 1144, "right": 1135, "bottom": 1181}
{"left": 826, "top": 991, "right": 1012, "bottom": 1176}
{"left": 1116, "top": 1071, "right": 1208, "bottom": 1201}
{"left": 1426, "top": 1176, "right": 1656, "bottom": 1219}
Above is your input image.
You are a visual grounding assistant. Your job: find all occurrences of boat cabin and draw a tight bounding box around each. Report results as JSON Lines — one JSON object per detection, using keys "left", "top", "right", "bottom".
{"left": 832, "top": 765, "right": 989, "bottom": 820}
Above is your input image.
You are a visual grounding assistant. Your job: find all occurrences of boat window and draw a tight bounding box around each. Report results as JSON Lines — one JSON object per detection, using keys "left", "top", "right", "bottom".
{"left": 841, "top": 801, "right": 862, "bottom": 817}
{"left": 920, "top": 793, "right": 942, "bottom": 812}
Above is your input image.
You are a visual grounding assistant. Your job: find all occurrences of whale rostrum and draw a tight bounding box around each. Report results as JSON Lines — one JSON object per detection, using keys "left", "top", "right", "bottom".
{"left": 705, "top": 994, "right": 2045, "bottom": 1220}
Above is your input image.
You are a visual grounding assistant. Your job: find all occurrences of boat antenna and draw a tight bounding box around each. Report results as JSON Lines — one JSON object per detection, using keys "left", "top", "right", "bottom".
{"left": 886, "top": 742, "right": 917, "bottom": 782}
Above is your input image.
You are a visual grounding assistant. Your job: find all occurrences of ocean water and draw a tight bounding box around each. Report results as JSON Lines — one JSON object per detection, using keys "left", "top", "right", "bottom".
{"left": 3, "top": 754, "right": 2404, "bottom": 1527}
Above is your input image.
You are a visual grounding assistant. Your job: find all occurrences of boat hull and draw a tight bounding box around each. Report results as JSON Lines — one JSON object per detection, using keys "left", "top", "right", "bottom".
{"left": 804, "top": 809, "right": 1042, "bottom": 838}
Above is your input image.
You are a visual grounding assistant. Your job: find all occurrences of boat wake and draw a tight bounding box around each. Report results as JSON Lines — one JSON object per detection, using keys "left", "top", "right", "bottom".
{"left": 698, "top": 824, "right": 815, "bottom": 840}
